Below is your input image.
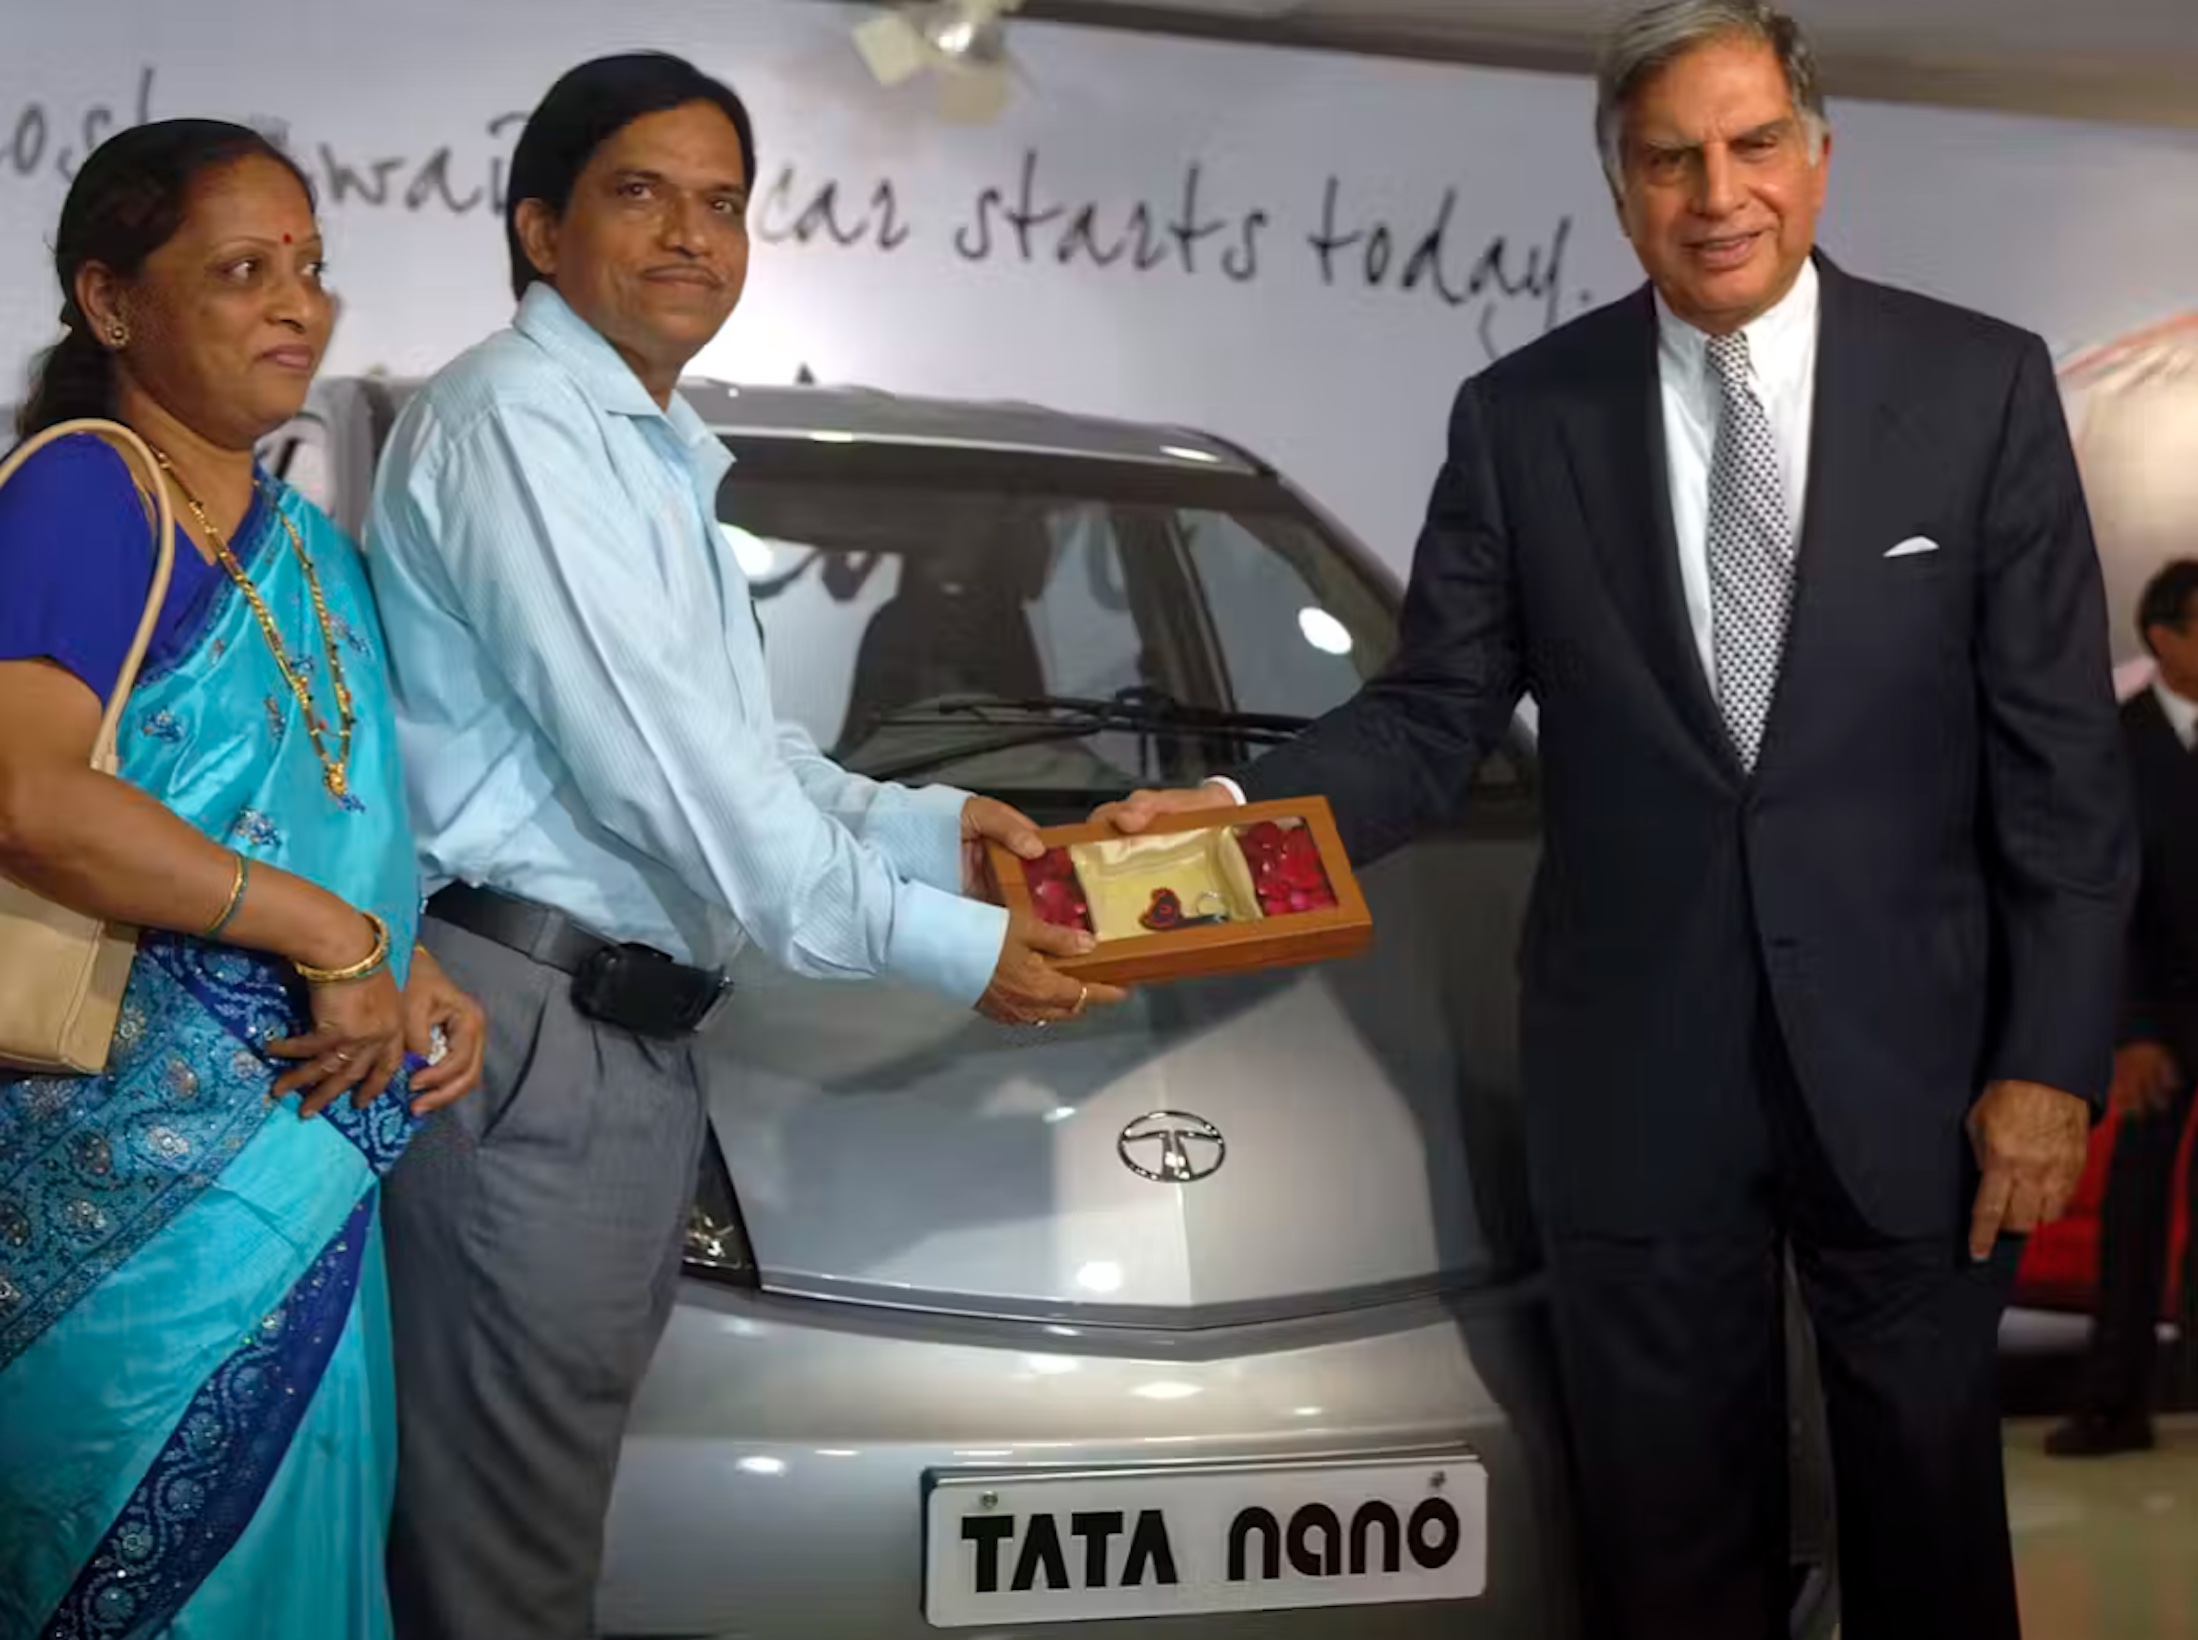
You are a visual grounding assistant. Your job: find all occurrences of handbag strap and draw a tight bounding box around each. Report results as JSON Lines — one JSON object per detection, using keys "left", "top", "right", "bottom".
{"left": 0, "top": 417, "right": 179, "bottom": 777}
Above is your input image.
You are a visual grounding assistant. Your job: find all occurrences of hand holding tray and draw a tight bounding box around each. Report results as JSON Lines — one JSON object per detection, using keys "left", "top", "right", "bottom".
{"left": 986, "top": 796, "right": 1373, "bottom": 989}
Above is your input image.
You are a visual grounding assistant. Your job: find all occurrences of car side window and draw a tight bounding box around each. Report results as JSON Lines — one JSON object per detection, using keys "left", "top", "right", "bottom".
{"left": 1175, "top": 509, "right": 1388, "bottom": 720}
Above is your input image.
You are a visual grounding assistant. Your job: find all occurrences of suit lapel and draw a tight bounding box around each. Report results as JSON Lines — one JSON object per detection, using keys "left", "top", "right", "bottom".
{"left": 1757, "top": 255, "right": 1905, "bottom": 764}
{"left": 1791, "top": 255, "right": 1898, "bottom": 590}
{"left": 1559, "top": 288, "right": 1736, "bottom": 779}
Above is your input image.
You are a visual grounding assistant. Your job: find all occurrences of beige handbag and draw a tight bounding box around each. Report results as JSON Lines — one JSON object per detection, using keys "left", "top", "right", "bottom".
{"left": 0, "top": 418, "right": 177, "bottom": 1075}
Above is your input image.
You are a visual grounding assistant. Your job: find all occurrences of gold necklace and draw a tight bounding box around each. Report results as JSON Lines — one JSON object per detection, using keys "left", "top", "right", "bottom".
{"left": 151, "top": 447, "right": 357, "bottom": 801}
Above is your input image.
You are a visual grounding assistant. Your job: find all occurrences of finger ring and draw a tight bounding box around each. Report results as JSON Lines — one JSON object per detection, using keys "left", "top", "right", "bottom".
{"left": 1031, "top": 1018, "right": 1050, "bottom": 1031}
{"left": 330, "top": 1049, "right": 353, "bottom": 1065}
{"left": 1072, "top": 983, "right": 1090, "bottom": 1018}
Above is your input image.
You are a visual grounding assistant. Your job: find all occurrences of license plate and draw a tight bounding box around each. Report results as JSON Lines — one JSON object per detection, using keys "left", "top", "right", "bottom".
{"left": 923, "top": 1453, "right": 1487, "bottom": 1628}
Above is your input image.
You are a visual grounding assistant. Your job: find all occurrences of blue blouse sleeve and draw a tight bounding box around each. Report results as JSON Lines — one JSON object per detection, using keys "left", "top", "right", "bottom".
{"left": 0, "top": 434, "right": 166, "bottom": 704}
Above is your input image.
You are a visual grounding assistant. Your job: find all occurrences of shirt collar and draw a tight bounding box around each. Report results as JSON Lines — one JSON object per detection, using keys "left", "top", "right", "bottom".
{"left": 1656, "top": 255, "right": 1820, "bottom": 395}
{"left": 665, "top": 387, "right": 734, "bottom": 491}
{"left": 514, "top": 283, "right": 732, "bottom": 489}
{"left": 2154, "top": 677, "right": 2198, "bottom": 748}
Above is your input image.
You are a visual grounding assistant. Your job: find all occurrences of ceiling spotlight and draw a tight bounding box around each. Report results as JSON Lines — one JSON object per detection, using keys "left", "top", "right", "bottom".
{"left": 854, "top": 0, "right": 1024, "bottom": 123}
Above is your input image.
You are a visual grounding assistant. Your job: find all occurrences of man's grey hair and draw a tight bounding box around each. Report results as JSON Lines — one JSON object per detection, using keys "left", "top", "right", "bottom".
{"left": 1595, "top": 0, "right": 1829, "bottom": 195}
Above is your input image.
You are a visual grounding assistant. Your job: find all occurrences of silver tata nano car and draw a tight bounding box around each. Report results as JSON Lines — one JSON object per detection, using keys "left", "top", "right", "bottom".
{"left": 272, "top": 378, "right": 1836, "bottom": 1640}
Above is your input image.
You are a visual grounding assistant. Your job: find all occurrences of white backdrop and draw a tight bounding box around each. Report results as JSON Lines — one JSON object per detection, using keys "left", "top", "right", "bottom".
{"left": 3, "top": 0, "right": 2197, "bottom": 572}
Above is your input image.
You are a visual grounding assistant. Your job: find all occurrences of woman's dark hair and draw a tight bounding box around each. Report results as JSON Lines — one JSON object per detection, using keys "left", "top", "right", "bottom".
{"left": 505, "top": 52, "right": 757, "bottom": 301}
{"left": 18, "top": 119, "right": 316, "bottom": 439}
{"left": 2139, "top": 560, "right": 2198, "bottom": 654}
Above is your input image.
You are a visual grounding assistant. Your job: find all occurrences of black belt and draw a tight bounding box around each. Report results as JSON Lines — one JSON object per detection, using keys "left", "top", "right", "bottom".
{"left": 426, "top": 883, "right": 729, "bottom": 1039}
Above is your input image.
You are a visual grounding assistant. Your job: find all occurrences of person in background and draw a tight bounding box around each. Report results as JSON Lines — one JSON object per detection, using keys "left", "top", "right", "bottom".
{"left": 1099, "top": 2, "right": 2134, "bottom": 1634}
{"left": 0, "top": 121, "right": 482, "bottom": 1639}
{"left": 2050, "top": 557, "right": 2198, "bottom": 1458}
{"left": 364, "top": 52, "right": 1118, "bottom": 1640}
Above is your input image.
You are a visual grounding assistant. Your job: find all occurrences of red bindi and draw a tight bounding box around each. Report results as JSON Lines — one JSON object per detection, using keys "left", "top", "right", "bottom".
{"left": 282, "top": 233, "right": 292, "bottom": 245}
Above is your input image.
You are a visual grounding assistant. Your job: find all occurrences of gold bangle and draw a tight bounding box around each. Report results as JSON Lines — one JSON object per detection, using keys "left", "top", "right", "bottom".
{"left": 204, "top": 853, "right": 249, "bottom": 938}
{"left": 296, "top": 911, "right": 391, "bottom": 986}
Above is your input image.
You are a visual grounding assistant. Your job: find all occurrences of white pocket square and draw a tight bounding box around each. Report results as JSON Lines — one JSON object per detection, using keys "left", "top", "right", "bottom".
{"left": 1885, "top": 536, "right": 1940, "bottom": 559}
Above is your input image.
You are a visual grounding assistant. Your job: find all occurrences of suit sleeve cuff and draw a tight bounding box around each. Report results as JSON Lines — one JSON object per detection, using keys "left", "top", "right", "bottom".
{"left": 864, "top": 783, "right": 970, "bottom": 896}
{"left": 1988, "top": 1049, "right": 2112, "bottom": 1114}
{"left": 1206, "top": 776, "right": 1248, "bottom": 806}
{"left": 886, "top": 880, "right": 1008, "bottom": 1007}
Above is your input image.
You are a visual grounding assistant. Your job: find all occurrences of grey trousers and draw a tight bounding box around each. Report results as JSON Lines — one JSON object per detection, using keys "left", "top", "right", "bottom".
{"left": 382, "top": 917, "right": 709, "bottom": 1640}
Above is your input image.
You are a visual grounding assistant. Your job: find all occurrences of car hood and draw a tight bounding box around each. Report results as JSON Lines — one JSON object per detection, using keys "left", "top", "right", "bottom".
{"left": 698, "top": 835, "right": 1537, "bottom": 1323}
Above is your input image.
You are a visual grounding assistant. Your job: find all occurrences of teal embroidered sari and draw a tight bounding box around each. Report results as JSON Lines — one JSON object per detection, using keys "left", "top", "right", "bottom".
{"left": 0, "top": 477, "right": 422, "bottom": 1640}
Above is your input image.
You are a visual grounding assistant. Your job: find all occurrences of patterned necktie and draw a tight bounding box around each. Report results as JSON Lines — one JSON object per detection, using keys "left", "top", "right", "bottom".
{"left": 1703, "top": 329, "right": 1796, "bottom": 770}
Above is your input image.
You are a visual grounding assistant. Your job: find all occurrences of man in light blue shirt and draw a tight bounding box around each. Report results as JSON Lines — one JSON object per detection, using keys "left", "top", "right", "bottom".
{"left": 366, "top": 54, "right": 1114, "bottom": 1640}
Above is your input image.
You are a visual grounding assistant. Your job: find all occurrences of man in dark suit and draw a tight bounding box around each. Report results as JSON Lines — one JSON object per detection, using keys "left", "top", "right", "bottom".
{"left": 2050, "top": 560, "right": 2198, "bottom": 1459}
{"left": 1103, "top": 2, "right": 2135, "bottom": 1634}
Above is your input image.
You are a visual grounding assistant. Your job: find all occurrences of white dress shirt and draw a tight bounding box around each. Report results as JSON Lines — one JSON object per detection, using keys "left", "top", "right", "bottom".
{"left": 1657, "top": 258, "right": 1821, "bottom": 690}
{"left": 366, "top": 286, "right": 1008, "bottom": 1004}
{"left": 2155, "top": 678, "right": 2198, "bottom": 748}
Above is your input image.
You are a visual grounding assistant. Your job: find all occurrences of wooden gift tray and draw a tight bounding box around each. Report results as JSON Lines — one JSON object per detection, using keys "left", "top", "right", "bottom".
{"left": 985, "top": 796, "right": 1374, "bottom": 989}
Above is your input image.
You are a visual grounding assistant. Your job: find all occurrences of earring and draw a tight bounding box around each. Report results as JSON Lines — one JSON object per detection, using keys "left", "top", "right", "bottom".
{"left": 106, "top": 321, "right": 129, "bottom": 347}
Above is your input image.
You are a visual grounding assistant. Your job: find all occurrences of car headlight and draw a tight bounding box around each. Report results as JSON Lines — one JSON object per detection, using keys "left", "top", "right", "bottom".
{"left": 683, "top": 1121, "right": 759, "bottom": 1287}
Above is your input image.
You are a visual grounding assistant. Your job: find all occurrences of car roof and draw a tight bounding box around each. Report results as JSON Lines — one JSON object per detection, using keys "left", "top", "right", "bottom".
{"left": 688, "top": 383, "right": 1260, "bottom": 473}
{"left": 360, "top": 375, "right": 1263, "bottom": 476}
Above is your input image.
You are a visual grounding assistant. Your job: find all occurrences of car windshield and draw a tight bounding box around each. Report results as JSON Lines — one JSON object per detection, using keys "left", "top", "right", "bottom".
{"left": 716, "top": 440, "right": 1397, "bottom": 808}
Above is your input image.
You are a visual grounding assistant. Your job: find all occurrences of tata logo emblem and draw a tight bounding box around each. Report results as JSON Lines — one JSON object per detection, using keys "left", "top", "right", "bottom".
{"left": 1117, "top": 1111, "right": 1226, "bottom": 1183}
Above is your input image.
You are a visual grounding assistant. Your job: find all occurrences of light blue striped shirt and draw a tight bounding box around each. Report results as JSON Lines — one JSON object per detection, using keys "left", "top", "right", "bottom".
{"left": 364, "top": 285, "right": 1008, "bottom": 1004}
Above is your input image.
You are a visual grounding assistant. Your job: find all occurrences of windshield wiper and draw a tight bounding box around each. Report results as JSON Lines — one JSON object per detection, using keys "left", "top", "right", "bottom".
{"left": 868, "top": 688, "right": 1313, "bottom": 734}
{"left": 851, "top": 688, "right": 1311, "bottom": 784}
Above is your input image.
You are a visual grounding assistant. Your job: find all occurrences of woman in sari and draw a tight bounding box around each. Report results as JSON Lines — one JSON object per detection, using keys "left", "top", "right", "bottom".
{"left": 0, "top": 121, "right": 484, "bottom": 1637}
